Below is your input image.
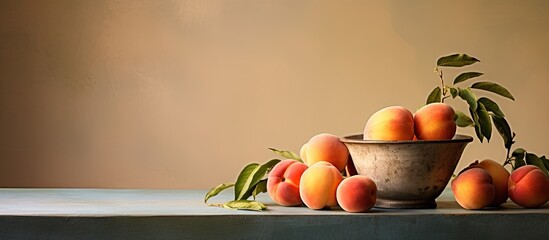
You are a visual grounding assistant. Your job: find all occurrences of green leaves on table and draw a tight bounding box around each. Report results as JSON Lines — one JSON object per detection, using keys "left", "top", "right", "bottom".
{"left": 204, "top": 148, "right": 301, "bottom": 211}
{"left": 268, "top": 148, "right": 303, "bottom": 162}
{"left": 204, "top": 182, "right": 235, "bottom": 204}
{"left": 222, "top": 200, "right": 267, "bottom": 211}
{"left": 234, "top": 159, "right": 280, "bottom": 201}
{"left": 204, "top": 158, "right": 280, "bottom": 211}
{"left": 252, "top": 179, "right": 268, "bottom": 199}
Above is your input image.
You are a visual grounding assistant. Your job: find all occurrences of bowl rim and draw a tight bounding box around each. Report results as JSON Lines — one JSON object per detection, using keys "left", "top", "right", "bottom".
{"left": 340, "top": 134, "right": 473, "bottom": 144}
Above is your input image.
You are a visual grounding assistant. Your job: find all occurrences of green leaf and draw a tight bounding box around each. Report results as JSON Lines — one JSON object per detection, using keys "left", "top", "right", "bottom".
{"left": 453, "top": 72, "right": 484, "bottom": 84}
{"left": 459, "top": 88, "right": 478, "bottom": 111}
{"left": 234, "top": 159, "right": 281, "bottom": 200}
{"left": 204, "top": 182, "right": 235, "bottom": 204}
{"left": 525, "top": 153, "right": 549, "bottom": 177}
{"left": 512, "top": 148, "right": 526, "bottom": 157}
{"left": 514, "top": 158, "right": 526, "bottom": 169}
{"left": 426, "top": 87, "right": 442, "bottom": 104}
{"left": 492, "top": 115, "right": 513, "bottom": 149}
{"left": 540, "top": 156, "right": 549, "bottom": 174}
{"left": 234, "top": 163, "right": 260, "bottom": 200}
{"left": 450, "top": 87, "right": 459, "bottom": 98}
{"left": 471, "top": 82, "right": 515, "bottom": 101}
{"left": 478, "top": 97, "right": 505, "bottom": 117}
{"left": 240, "top": 159, "right": 280, "bottom": 200}
{"left": 252, "top": 179, "right": 268, "bottom": 200}
{"left": 469, "top": 107, "right": 484, "bottom": 142}
{"left": 437, "top": 53, "right": 480, "bottom": 67}
{"left": 476, "top": 102, "right": 492, "bottom": 142}
{"left": 222, "top": 200, "right": 267, "bottom": 211}
{"left": 269, "top": 148, "right": 302, "bottom": 162}
{"left": 454, "top": 110, "right": 474, "bottom": 127}
{"left": 512, "top": 148, "right": 526, "bottom": 169}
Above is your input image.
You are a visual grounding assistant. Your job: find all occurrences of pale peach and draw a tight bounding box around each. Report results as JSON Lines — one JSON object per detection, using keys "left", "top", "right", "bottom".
{"left": 508, "top": 165, "right": 549, "bottom": 208}
{"left": 336, "top": 175, "right": 377, "bottom": 213}
{"left": 299, "top": 161, "right": 343, "bottom": 210}
{"left": 414, "top": 103, "right": 456, "bottom": 140}
{"left": 451, "top": 168, "right": 495, "bottom": 210}
{"left": 299, "top": 143, "right": 308, "bottom": 163}
{"left": 267, "top": 159, "right": 308, "bottom": 206}
{"left": 300, "top": 133, "right": 349, "bottom": 172}
{"left": 363, "top": 106, "right": 414, "bottom": 141}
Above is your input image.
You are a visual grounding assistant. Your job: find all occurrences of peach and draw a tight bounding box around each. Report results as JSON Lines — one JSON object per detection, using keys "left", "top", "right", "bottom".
{"left": 299, "top": 143, "right": 308, "bottom": 163}
{"left": 300, "top": 133, "right": 349, "bottom": 172}
{"left": 336, "top": 175, "right": 377, "bottom": 213}
{"left": 451, "top": 168, "right": 495, "bottom": 210}
{"left": 474, "top": 159, "right": 510, "bottom": 206}
{"left": 299, "top": 161, "right": 343, "bottom": 210}
{"left": 363, "top": 106, "right": 414, "bottom": 141}
{"left": 508, "top": 165, "right": 549, "bottom": 208}
{"left": 267, "top": 159, "right": 308, "bottom": 206}
{"left": 414, "top": 103, "right": 456, "bottom": 140}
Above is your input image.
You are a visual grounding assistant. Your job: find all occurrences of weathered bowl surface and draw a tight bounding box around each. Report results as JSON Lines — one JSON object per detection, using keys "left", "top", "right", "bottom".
{"left": 340, "top": 134, "right": 473, "bottom": 209}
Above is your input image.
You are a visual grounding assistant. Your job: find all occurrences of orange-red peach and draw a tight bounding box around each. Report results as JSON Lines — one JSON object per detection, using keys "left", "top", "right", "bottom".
{"left": 336, "top": 175, "right": 377, "bottom": 213}
{"left": 300, "top": 133, "right": 349, "bottom": 172}
{"left": 414, "top": 103, "right": 456, "bottom": 140}
{"left": 299, "top": 161, "right": 343, "bottom": 210}
{"left": 451, "top": 168, "right": 495, "bottom": 210}
{"left": 363, "top": 106, "right": 414, "bottom": 141}
{"left": 508, "top": 165, "right": 549, "bottom": 208}
{"left": 267, "top": 159, "right": 308, "bottom": 206}
{"left": 474, "top": 159, "right": 510, "bottom": 206}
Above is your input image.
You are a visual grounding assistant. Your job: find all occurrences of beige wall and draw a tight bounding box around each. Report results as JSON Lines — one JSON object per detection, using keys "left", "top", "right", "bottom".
{"left": 1, "top": 0, "right": 548, "bottom": 189}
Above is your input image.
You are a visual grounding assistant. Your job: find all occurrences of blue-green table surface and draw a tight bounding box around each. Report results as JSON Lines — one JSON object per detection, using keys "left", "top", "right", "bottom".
{"left": 0, "top": 188, "right": 547, "bottom": 239}
{"left": 0, "top": 188, "right": 547, "bottom": 216}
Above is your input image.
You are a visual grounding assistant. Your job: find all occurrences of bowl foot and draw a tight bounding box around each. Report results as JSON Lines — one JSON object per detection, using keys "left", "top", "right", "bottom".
{"left": 375, "top": 199, "right": 437, "bottom": 209}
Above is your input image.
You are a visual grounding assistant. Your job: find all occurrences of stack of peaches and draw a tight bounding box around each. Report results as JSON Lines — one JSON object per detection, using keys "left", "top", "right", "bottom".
{"left": 266, "top": 103, "right": 549, "bottom": 212}
{"left": 267, "top": 133, "right": 371, "bottom": 213}
{"left": 453, "top": 159, "right": 549, "bottom": 209}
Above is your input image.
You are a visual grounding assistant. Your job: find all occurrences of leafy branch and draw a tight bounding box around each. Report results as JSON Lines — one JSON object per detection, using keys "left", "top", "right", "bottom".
{"left": 204, "top": 148, "right": 302, "bottom": 211}
{"left": 428, "top": 53, "right": 549, "bottom": 174}
{"left": 505, "top": 148, "right": 549, "bottom": 176}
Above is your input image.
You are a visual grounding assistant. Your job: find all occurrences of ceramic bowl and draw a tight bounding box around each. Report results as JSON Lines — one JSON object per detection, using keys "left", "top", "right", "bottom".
{"left": 340, "top": 134, "right": 473, "bottom": 209}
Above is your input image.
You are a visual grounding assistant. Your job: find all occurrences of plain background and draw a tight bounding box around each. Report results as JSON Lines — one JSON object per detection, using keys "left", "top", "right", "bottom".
{"left": 1, "top": 0, "right": 548, "bottom": 189}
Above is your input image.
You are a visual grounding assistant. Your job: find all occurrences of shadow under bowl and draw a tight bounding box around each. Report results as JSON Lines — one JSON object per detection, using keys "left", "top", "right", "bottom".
{"left": 340, "top": 134, "right": 473, "bottom": 209}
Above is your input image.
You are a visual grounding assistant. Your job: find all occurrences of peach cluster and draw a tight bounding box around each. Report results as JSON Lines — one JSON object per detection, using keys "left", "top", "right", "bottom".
{"left": 452, "top": 160, "right": 549, "bottom": 209}
{"left": 363, "top": 103, "right": 456, "bottom": 141}
{"left": 267, "top": 133, "right": 377, "bottom": 213}
{"left": 267, "top": 103, "right": 549, "bottom": 212}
